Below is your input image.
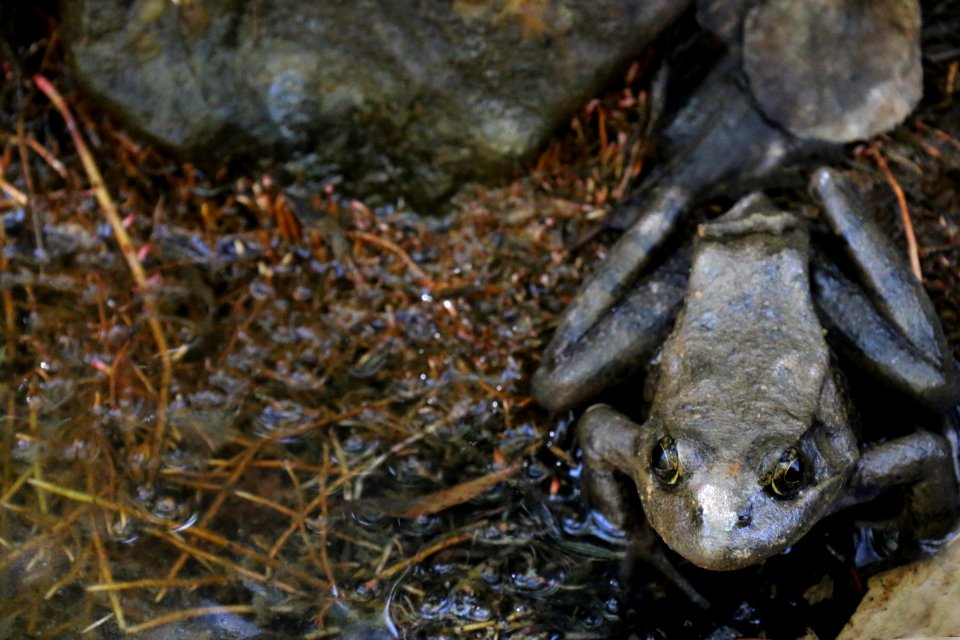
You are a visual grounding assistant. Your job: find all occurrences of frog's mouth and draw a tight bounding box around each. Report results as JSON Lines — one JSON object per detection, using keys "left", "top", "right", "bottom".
{"left": 641, "top": 474, "right": 842, "bottom": 571}
{"left": 651, "top": 509, "right": 804, "bottom": 571}
{"left": 663, "top": 521, "right": 796, "bottom": 572}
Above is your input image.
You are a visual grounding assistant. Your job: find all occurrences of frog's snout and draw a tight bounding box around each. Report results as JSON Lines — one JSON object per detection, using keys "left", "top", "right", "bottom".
{"left": 645, "top": 476, "right": 786, "bottom": 571}
{"left": 695, "top": 482, "right": 751, "bottom": 536}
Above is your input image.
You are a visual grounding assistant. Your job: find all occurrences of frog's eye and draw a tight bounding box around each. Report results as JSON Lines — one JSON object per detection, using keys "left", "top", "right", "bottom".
{"left": 651, "top": 436, "right": 681, "bottom": 485}
{"left": 770, "top": 448, "right": 804, "bottom": 498}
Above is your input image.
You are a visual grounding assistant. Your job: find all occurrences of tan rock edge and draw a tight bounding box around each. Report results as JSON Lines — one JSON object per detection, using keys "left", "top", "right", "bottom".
{"left": 838, "top": 535, "right": 960, "bottom": 639}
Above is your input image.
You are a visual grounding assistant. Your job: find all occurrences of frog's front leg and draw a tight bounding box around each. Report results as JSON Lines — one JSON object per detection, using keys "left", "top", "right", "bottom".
{"left": 533, "top": 187, "right": 688, "bottom": 413}
{"left": 839, "top": 430, "right": 960, "bottom": 540}
{"left": 578, "top": 405, "right": 710, "bottom": 608}
{"left": 811, "top": 167, "right": 959, "bottom": 408}
{"left": 577, "top": 405, "right": 644, "bottom": 528}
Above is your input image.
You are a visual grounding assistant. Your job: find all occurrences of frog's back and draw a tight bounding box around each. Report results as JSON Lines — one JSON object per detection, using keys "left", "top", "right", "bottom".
{"left": 653, "top": 196, "right": 830, "bottom": 449}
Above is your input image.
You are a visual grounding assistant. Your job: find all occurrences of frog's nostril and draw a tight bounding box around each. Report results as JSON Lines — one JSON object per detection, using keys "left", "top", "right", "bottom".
{"left": 691, "top": 506, "right": 704, "bottom": 526}
{"left": 736, "top": 507, "right": 753, "bottom": 528}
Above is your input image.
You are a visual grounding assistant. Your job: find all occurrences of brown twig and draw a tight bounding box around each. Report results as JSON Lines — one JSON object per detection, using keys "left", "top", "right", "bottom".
{"left": 24, "top": 474, "right": 318, "bottom": 605}
{"left": 144, "top": 528, "right": 305, "bottom": 596}
{"left": 0, "top": 503, "right": 85, "bottom": 573}
{"left": 87, "top": 471, "right": 126, "bottom": 631}
{"left": 0, "top": 282, "right": 12, "bottom": 474}
{"left": 0, "top": 177, "right": 28, "bottom": 205}
{"left": 392, "top": 464, "right": 520, "bottom": 519}
{"left": 10, "top": 135, "right": 69, "bottom": 179}
{"left": 124, "top": 604, "right": 257, "bottom": 634}
{"left": 33, "top": 75, "right": 173, "bottom": 477}
{"left": 363, "top": 532, "right": 473, "bottom": 590}
{"left": 266, "top": 472, "right": 315, "bottom": 559}
{"left": 87, "top": 575, "right": 230, "bottom": 592}
{"left": 348, "top": 230, "right": 435, "bottom": 289}
{"left": 27, "top": 387, "right": 47, "bottom": 513}
{"left": 44, "top": 546, "right": 92, "bottom": 600}
{"left": 317, "top": 445, "right": 336, "bottom": 589}
{"left": 16, "top": 111, "right": 44, "bottom": 257}
{"left": 181, "top": 525, "right": 329, "bottom": 590}
{"left": 865, "top": 145, "right": 923, "bottom": 281}
{"left": 155, "top": 441, "right": 264, "bottom": 601}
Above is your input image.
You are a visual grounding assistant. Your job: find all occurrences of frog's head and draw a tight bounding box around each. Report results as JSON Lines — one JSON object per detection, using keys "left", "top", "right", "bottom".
{"left": 634, "top": 372, "right": 859, "bottom": 571}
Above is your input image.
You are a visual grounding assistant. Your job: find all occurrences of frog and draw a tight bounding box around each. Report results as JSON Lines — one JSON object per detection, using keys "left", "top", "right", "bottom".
{"left": 533, "top": 167, "right": 960, "bottom": 571}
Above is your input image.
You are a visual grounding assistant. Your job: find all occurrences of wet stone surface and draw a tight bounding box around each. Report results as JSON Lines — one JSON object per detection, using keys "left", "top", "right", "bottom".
{"left": 60, "top": 0, "right": 690, "bottom": 207}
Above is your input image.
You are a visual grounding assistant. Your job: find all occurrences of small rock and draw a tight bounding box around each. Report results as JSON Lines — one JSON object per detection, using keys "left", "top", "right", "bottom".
{"left": 837, "top": 536, "right": 960, "bottom": 639}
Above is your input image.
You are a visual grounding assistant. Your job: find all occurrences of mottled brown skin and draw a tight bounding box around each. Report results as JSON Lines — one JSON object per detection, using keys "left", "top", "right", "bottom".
{"left": 534, "top": 169, "right": 959, "bottom": 571}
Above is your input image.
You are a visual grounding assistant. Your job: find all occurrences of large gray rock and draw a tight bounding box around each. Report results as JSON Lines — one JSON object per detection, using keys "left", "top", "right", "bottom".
{"left": 61, "top": 0, "right": 691, "bottom": 206}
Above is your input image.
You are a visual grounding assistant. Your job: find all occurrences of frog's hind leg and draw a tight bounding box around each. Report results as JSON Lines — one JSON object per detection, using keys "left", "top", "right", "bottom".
{"left": 533, "top": 187, "right": 689, "bottom": 413}
{"left": 810, "top": 167, "right": 959, "bottom": 409}
{"left": 550, "top": 185, "right": 688, "bottom": 352}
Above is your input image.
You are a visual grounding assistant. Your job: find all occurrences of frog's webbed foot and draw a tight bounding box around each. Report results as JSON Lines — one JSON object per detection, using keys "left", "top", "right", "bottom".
{"left": 839, "top": 430, "right": 960, "bottom": 541}
{"left": 810, "top": 167, "right": 959, "bottom": 409}
{"left": 577, "top": 405, "right": 710, "bottom": 608}
{"left": 533, "top": 189, "right": 689, "bottom": 413}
